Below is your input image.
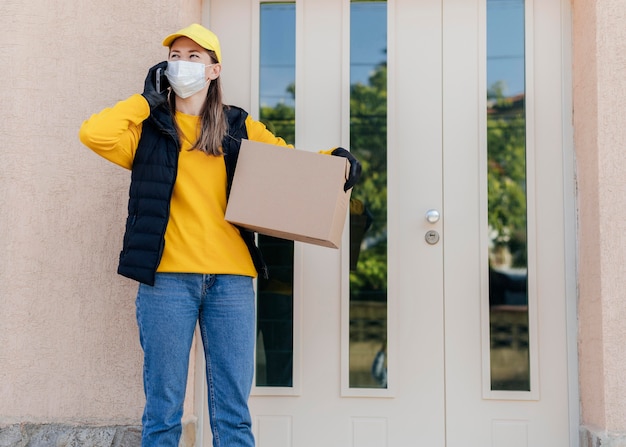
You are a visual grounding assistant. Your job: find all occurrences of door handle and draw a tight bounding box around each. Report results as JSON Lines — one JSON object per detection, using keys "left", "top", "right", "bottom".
{"left": 426, "top": 209, "right": 440, "bottom": 223}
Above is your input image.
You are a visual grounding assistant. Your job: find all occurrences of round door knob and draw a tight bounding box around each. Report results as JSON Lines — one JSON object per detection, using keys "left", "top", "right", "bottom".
{"left": 426, "top": 209, "right": 440, "bottom": 223}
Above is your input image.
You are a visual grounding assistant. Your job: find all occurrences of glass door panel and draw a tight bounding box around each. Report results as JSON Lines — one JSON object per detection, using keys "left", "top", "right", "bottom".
{"left": 486, "top": 0, "right": 530, "bottom": 391}
{"left": 348, "top": 0, "right": 388, "bottom": 389}
{"left": 255, "top": 1, "right": 296, "bottom": 388}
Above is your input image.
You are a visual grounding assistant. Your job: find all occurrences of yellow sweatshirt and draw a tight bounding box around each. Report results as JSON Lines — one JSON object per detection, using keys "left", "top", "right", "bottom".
{"left": 79, "top": 94, "right": 293, "bottom": 277}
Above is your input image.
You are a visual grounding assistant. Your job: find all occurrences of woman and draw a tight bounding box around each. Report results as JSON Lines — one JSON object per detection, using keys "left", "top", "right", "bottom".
{"left": 79, "top": 24, "right": 360, "bottom": 447}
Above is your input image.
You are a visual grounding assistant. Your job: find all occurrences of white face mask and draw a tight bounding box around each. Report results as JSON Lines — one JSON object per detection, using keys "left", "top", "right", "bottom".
{"left": 165, "top": 60, "right": 214, "bottom": 99}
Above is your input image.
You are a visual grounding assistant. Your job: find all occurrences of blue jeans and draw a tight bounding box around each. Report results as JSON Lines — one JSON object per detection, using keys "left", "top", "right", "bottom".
{"left": 136, "top": 273, "right": 256, "bottom": 447}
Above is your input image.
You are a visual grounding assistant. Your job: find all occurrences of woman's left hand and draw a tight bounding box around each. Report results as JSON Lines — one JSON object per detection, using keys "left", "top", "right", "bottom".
{"left": 331, "top": 148, "right": 362, "bottom": 191}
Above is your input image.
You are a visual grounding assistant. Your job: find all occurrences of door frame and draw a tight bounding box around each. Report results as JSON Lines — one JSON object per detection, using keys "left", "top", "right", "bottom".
{"left": 557, "top": 0, "right": 579, "bottom": 442}
{"left": 193, "top": 0, "right": 580, "bottom": 445}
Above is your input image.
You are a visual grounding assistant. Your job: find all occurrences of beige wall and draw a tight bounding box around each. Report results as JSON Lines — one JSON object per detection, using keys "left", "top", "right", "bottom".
{"left": 574, "top": 0, "right": 626, "bottom": 436}
{"left": 0, "top": 0, "right": 201, "bottom": 425}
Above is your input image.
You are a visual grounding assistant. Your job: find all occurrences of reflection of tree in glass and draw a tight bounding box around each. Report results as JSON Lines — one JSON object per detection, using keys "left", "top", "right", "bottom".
{"left": 487, "top": 81, "right": 527, "bottom": 268}
{"left": 260, "top": 92, "right": 295, "bottom": 145}
{"left": 349, "top": 62, "right": 388, "bottom": 295}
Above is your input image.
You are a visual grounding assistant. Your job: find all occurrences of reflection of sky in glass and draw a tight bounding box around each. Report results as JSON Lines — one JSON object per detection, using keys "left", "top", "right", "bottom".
{"left": 259, "top": 2, "right": 388, "bottom": 107}
{"left": 259, "top": 1, "right": 524, "bottom": 102}
{"left": 487, "top": 0, "right": 525, "bottom": 96}
{"left": 351, "top": 2, "right": 387, "bottom": 85}
{"left": 260, "top": 3, "right": 295, "bottom": 107}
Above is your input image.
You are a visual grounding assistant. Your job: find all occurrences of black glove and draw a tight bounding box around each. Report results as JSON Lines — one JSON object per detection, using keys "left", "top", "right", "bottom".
{"left": 331, "top": 147, "right": 362, "bottom": 191}
{"left": 142, "top": 61, "right": 169, "bottom": 109}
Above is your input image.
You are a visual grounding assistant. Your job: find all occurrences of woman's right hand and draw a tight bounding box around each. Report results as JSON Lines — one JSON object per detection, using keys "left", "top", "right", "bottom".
{"left": 142, "top": 61, "right": 169, "bottom": 109}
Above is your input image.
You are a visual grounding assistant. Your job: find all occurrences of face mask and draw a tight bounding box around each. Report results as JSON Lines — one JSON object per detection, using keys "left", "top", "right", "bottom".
{"left": 165, "top": 60, "right": 214, "bottom": 99}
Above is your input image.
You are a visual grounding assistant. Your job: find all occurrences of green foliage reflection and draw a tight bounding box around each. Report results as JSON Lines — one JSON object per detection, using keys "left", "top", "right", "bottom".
{"left": 349, "top": 63, "right": 388, "bottom": 296}
{"left": 487, "top": 81, "right": 527, "bottom": 268}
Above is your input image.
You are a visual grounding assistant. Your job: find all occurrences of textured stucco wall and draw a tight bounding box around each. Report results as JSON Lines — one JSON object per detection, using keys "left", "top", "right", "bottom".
{"left": 0, "top": 0, "right": 201, "bottom": 425}
{"left": 574, "top": 0, "right": 626, "bottom": 435}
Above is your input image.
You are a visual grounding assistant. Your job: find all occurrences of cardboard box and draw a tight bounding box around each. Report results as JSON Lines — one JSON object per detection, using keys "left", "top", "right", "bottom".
{"left": 225, "top": 139, "right": 351, "bottom": 248}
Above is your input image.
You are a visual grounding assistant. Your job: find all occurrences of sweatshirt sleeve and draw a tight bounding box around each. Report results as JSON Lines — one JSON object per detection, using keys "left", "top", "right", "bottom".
{"left": 78, "top": 94, "right": 151, "bottom": 170}
{"left": 244, "top": 116, "right": 294, "bottom": 148}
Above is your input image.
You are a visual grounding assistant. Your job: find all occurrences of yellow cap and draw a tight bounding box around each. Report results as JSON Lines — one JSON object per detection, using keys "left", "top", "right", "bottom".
{"left": 162, "top": 23, "right": 222, "bottom": 62}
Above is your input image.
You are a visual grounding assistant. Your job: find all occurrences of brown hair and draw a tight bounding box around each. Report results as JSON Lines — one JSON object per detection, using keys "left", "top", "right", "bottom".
{"left": 169, "top": 49, "right": 227, "bottom": 156}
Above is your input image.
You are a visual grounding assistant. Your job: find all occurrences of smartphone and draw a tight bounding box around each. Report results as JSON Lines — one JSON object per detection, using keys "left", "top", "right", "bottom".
{"left": 155, "top": 68, "right": 169, "bottom": 94}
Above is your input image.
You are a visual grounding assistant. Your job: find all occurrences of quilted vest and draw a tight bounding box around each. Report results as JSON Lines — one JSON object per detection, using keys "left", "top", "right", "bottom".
{"left": 117, "top": 103, "right": 267, "bottom": 285}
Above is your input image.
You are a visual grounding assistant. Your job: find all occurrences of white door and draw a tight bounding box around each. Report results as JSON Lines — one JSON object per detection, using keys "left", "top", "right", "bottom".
{"left": 195, "top": 0, "right": 576, "bottom": 446}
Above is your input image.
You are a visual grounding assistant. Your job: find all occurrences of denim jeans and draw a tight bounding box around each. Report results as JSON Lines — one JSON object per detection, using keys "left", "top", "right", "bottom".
{"left": 136, "top": 273, "right": 256, "bottom": 447}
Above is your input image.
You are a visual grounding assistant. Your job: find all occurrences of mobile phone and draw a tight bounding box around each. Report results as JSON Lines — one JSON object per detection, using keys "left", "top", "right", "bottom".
{"left": 155, "top": 68, "right": 169, "bottom": 94}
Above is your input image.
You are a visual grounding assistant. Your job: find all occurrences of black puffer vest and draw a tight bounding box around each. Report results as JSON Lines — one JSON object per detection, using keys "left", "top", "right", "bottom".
{"left": 117, "top": 103, "right": 267, "bottom": 286}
